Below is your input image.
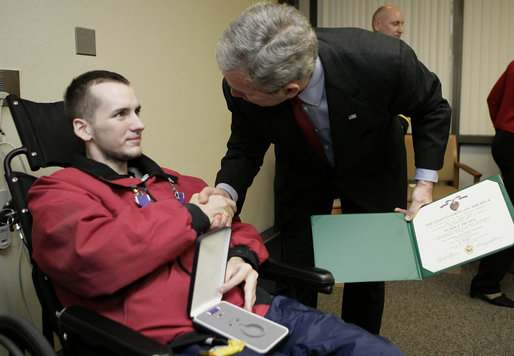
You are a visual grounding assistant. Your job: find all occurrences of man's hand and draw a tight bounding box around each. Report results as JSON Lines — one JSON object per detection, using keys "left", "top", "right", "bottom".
{"left": 198, "top": 186, "right": 232, "bottom": 204}
{"left": 189, "top": 193, "right": 236, "bottom": 228}
{"left": 394, "top": 180, "right": 434, "bottom": 221}
{"left": 208, "top": 213, "right": 232, "bottom": 230}
{"left": 220, "top": 256, "right": 258, "bottom": 311}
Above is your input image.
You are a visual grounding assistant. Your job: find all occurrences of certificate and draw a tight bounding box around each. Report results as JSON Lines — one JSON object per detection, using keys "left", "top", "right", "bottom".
{"left": 413, "top": 180, "right": 514, "bottom": 273}
{"left": 311, "top": 175, "right": 514, "bottom": 283}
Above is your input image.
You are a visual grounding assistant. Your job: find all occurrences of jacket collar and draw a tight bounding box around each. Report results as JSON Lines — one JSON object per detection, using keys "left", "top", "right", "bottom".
{"left": 316, "top": 38, "right": 357, "bottom": 96}
{"left": 71, "top": 154, "right": 178, "bottom": 182}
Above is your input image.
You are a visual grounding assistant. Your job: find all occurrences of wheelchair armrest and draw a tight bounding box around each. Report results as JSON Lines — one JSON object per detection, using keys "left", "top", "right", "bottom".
{"left": 58, "top": 305, "right": 172, "bottom": 356}
{"left": 259, "top": 258, "right": 334, "bottom": 294}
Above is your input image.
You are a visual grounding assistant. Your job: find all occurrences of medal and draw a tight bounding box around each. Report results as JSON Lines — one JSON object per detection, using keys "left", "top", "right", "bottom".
{"left": 176, "top": 191, "right": 185, "bottom": 204}
{"left": 129, "top": 178, "right": 185, "bottom": 207}
{"left": 130, "top": 184, "right": 152, "bottom": 207}
{"left": 168, "top": 178, "right": 185, "bottom": 204}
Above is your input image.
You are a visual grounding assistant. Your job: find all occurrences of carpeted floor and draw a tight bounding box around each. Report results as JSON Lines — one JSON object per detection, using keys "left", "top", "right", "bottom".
{"left": 317, "top": 261, "right": 514, "bottom": 355}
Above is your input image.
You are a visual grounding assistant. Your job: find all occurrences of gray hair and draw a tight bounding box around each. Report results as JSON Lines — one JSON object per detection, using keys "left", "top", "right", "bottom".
{"left": 216, "top": 2, "right": 317, "bottom": 93}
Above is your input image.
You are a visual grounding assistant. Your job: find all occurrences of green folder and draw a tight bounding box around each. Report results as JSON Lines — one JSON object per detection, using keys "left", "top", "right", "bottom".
{"left": 312, "top": 175, "right": 514, "bottom": 283}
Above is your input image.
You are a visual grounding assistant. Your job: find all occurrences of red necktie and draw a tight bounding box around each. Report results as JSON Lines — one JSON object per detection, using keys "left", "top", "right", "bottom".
{"left": 292, "top": 96, "right": 329, "bottom": 164}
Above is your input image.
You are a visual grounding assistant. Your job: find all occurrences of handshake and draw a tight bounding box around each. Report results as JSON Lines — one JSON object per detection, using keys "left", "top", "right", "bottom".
{"left": 189, "top": 187, "right": 236, "bottom": 229}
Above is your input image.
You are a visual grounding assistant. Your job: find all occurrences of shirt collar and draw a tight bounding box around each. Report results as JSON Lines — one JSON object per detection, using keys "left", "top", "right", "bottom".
{"left": 297, "top": 57, "right": 324, "bottom": 107}
{"left": 71, "top": 154, "right": 176, "bottom": 182}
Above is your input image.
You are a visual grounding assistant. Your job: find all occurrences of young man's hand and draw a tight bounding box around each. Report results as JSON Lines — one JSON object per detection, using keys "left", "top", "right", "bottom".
{"left": 220, "top": 256, "right": 258, "bottom": 311}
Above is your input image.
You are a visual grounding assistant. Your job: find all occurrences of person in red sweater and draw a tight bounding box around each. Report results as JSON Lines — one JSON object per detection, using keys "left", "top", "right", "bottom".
{"left": 28, "top": 70, "right": 404, "bottom": 354}
{"left": 470, "top": 60, "right": 514, "bottom": 308}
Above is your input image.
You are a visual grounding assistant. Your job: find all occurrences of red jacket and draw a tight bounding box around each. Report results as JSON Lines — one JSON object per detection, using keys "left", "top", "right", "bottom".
{"left": 29, "top": 155, "right": 270, "bottom": 344}
{"left": 488, "top": 60, "right": 514, "bottom": 133}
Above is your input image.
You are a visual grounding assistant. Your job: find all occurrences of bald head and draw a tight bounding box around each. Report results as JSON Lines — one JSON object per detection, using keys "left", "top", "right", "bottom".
{"left": 372, "top": 5, "right": 404, "bottom": 39}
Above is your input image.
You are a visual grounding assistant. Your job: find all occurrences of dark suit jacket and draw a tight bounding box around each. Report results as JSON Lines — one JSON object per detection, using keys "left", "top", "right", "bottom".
{"left": 216, "top": 28, "right": 451, "bottom": 226}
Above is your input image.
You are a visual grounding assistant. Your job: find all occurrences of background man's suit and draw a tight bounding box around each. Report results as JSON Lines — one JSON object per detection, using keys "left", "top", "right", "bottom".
{"left": 216, "top": 28, "right": 452, "bottom": 333}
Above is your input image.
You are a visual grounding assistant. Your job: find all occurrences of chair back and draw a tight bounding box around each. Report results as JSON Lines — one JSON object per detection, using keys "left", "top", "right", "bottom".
{"left": 405, "top": 134, "right": 458, "bottom": 186}
{"left": 437, "top": 134, "right": 458, "bottom": 187}
{"left": 405, "top": 134, "right": 462, "bottom": 203}
{"left": 6, "top": 95, "right": 83, "bottom": 171}
{"left": 405, "top": 134, "right": 416, "bottom": 182}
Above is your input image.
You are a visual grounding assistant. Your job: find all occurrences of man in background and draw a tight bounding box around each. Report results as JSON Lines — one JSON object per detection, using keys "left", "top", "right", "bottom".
{"left": 372, "top": 5, "right": 405, "bottom": 39}
{"left": 373, "top": 5, "right": 410, "bottom": 132}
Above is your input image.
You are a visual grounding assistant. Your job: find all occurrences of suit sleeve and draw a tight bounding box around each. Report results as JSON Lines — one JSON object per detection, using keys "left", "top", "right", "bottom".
{"left": 215, "top": 79, "right": 271, "bottom": 213}
{"left": 392, "top": 41, "right": 452, "bottom": 171}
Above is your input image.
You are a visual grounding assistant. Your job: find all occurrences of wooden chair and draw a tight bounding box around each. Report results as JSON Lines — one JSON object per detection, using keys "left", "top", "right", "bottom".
{"left": 406, "top": 134, "right": 482, "bottom": 204}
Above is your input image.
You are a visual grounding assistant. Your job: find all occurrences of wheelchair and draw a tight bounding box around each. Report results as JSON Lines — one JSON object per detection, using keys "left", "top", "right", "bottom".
{"left": 3, "top": 94, "right": 334, "bottom": 355}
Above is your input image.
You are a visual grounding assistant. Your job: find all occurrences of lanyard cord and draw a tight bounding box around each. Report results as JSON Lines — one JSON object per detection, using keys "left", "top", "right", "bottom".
{"left": 167, "top": 177, "right": 182, "bottom": 202}
{"left": 130, "top": 177, "right": 183, "bottom": 204}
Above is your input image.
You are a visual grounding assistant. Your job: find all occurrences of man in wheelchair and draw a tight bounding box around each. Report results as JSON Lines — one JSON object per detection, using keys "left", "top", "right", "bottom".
{"left": 28, "top": 70, "right": 403, "bottom": 355}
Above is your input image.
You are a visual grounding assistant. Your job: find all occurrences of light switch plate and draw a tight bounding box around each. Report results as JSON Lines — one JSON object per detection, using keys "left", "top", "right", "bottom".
{"left": 75, "top": 27, "right": 96, "bottom": 56}
{"left": 0, "top": 70, "right": 20, "bottom": 104}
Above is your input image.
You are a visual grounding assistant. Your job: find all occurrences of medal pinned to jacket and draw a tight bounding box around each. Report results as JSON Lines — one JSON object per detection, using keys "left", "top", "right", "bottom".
{"left": 130, "top": 177, "right": 185, "bottom": 208}
{"left": 130, "top": 184, "right": 152, "bottom": 207}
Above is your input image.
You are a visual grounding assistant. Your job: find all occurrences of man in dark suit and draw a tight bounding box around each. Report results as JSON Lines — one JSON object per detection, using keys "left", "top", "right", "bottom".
{"left": 200, "top": 2, "right": 451, "bottom": 334}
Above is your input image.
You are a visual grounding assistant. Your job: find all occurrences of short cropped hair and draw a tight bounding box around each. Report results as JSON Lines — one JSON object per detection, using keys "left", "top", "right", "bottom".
{"left": 216, "top": 2, "right": 318, "bottom": 93}
{"left": 64, "top": 70, "right": 130, "bottom": 122}
{"left": 372, "top": 5, "right": 388, "bottom": 23}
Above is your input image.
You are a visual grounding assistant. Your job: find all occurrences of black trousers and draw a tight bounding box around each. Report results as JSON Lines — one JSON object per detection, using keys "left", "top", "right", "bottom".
{"left": 471, "top": 129, "right": 514, "bottom": 294}
{"left": 277, "top": 195, "right": 385, "bottom": 335}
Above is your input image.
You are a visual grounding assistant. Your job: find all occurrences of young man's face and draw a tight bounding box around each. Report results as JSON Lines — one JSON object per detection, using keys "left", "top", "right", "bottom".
{"left": 224, "top": 71, "right": 291, "bottom": 107}
{"left": 83, "top": 82, "right": 145, "bottom": 167}
{"left": 374, "top": 9, "right": 405, "bottom": 39}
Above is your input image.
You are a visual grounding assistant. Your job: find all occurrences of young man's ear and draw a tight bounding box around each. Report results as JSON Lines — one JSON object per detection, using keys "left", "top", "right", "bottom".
{"left": 73, "top": 118, "right": 93, "bottom": 141}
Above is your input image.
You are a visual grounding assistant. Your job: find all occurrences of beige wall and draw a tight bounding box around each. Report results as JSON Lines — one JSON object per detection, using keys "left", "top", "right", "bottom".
{"left": 0, "top": 0, "right": 275, "bottom": 329}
